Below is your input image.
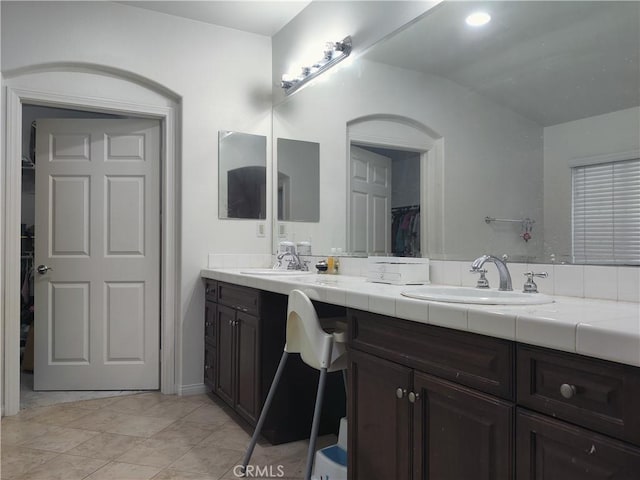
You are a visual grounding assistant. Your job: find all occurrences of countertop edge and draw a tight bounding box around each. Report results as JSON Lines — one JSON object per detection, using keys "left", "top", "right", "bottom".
{"left": 201, "top": 268, "right": 640, "bottom": 368}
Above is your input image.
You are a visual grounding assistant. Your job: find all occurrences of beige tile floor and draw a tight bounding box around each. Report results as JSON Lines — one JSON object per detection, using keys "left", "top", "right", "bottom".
{"left": 1, "top": 393, "right": 336, "bottom": 480}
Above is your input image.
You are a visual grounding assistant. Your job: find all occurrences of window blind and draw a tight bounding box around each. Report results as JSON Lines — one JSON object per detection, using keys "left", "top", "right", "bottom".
{"left": 572, "top": 158, "right": 640, "bottom": 265}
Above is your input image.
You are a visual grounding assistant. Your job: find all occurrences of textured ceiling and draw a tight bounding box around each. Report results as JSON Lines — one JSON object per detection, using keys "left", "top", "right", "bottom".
{"left": 364, "top": 1, "right": 640, "bottom": 126}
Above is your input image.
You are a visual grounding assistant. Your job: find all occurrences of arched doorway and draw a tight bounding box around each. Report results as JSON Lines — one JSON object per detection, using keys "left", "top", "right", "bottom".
{"left": 2, "top": 65, "right": 180, "bottom": 415}
{"left": 346, "top": 114, "right": 445, "bottom": 258}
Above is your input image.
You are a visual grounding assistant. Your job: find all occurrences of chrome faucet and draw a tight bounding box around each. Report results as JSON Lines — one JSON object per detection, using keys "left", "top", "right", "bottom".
{"left": 471, "top": 254, "right": 513, "bottom": 291}
{"left": 274, "top": 252, "right": 309, "bottom": 271}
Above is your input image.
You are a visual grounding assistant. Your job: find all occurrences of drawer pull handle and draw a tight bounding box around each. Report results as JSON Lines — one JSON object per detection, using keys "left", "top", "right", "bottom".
{"left": 408, "top": 392, "right": 420, "bottom": 403}
{"left": 396, "top": 388, "right": 407, "bottom": 399}
{"left": 560, "top": 383, "right": 577, "bottom": 399}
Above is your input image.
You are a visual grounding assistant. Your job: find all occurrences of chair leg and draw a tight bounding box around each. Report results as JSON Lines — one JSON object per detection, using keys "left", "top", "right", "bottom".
{"left": 305, "top": 367, "right": 328, "bottom": 480}
{"left": 240, "top": 351, "right": 289, "bottom": 476}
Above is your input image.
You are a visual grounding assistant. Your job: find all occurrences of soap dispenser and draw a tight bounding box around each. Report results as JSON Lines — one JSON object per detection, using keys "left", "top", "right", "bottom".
{"left": 327, "top": 248, "right": 336, "bottom": 274}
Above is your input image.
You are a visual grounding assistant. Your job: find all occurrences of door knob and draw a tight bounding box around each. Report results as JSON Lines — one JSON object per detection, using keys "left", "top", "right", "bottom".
{"left": 37, "top": 265, "right": 53, "bottom": 275}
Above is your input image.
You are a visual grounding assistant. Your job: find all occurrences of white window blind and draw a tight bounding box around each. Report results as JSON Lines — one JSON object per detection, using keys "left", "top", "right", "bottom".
{"left": 572, "top": 158, "right": 640, "bottom": 265}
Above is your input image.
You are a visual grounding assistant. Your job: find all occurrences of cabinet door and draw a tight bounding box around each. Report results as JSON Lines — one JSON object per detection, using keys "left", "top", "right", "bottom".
{"left": 235, "top": 311, "right": 260, "bottom": 424}
{"left": 517, "top": 409, "right": 640, "bottom": 480}
{"left": 216, "top": 305, "right": 236, "bottom": 408}
{"left": 348, "top": 350, "right": 412, "bottom": 480}
{"left": 204, "top": 341, "right": 216, "bottom": 391}
{"left": 413, "top": 371, "right": 514, "bottom": 480}
{"left": 204, "top": 300, "right": 216, "bottom": 343}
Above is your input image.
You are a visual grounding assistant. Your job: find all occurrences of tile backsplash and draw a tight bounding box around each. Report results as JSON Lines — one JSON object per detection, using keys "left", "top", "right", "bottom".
{"left": 429, "top": 260, "right": 639, "bottom": 303}
{"left": 206, "top": 254, "right": 639, "bottom": 303}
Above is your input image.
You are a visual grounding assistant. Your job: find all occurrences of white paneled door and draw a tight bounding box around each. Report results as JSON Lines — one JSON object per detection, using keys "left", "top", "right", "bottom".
{"left": 349, "top": 145, "right": 392, "bottom": 255}
{"left": 34, "top": 119, "right": 160, "bottom": 390}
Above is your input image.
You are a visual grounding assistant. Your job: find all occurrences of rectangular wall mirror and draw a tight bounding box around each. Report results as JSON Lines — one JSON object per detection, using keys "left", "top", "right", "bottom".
{"left": 277, "top": 138, "right": 320, "bottom": 222}
{"left": 272, "top": 1, "right": 640, "bottom": 264}
{"left": 218, "top": 130, "right": 267, "bottom": 220}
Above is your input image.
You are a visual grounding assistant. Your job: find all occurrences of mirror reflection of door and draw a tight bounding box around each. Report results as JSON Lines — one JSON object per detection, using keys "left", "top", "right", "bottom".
{"left": 227, "top": 166, "right": 266, "bottom": 219}
{"left": 218, "top": 130, "right": 267, "bottom": 219}
{"left": 350, "top": 144, "right": 421, "bottom": 257}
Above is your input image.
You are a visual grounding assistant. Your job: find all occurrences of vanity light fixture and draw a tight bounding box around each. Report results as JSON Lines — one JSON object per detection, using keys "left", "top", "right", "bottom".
{"left": 465, "top": 11, "right": 491, "bottom": 27}
{"left": 281, "top": 36, "right": 352, "bottom": 95}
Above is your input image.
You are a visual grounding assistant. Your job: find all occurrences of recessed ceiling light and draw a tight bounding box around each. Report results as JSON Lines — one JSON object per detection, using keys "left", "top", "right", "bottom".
{"left": 465, "top": 11, "right": 491, "bottom": 27}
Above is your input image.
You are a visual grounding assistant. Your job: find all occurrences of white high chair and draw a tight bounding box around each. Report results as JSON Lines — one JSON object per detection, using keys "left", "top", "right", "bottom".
{"left": 241, "top": 289, "right": 347, "bottom": 480}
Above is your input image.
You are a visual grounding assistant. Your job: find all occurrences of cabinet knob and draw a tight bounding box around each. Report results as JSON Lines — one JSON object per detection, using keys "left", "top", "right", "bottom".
{"left": 560, "top": 383, "right": 577, "bottom": 399}
{"left": 396, "top": 388, "right": 407, "bottom": 399}
{"left": 205, "top": 364, "right": 210, "bottom": 370}
{"left": 408, "top": 391, "right": 420, "bottom": 403}
{"left": 228, "top": 320, "right": 233, "bottom": 326}
{"left": 205, "top": 322, "right": 213, "bottom": 327}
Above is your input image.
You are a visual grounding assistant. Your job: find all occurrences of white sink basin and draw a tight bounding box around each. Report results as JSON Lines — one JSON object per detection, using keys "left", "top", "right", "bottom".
{"left": 401, "top": 285, "right": 554, "bottom": 305}
{"left": 240, "top": 268, "right": 313, "bottom": 276}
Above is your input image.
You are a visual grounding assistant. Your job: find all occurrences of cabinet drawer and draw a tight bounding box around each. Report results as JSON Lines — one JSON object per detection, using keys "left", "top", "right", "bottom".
{"left": 348, "top": 309, "right": 514, "bottom": 399}
{"left": 517, "top": 345, "right": 640, "bottom": 446}
{"left": 205, "top": 280, "right": 218, "bottom": 302}
{"left": 218, "top": 282, "right": 260, "bottom": 316}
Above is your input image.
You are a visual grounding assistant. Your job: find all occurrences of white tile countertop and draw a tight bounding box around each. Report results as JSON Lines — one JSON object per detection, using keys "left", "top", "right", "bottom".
{"left": 201, "top": 268, "right": 640, "bottom": 368}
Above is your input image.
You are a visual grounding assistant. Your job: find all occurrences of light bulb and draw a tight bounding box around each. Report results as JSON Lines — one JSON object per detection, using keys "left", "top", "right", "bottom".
{"left": 465, "top": 11, "right": 491, "bottom": 27}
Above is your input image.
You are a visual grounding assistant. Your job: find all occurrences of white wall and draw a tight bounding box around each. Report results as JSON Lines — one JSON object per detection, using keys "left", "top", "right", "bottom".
{"left": 1, "top": 1, "right": 272, "bottom": 391}
{"left": 273, "top": 58, "right": 544, "bottom": 260}
{"left": 543, "top": 107, "right": 640, "bottom": 261}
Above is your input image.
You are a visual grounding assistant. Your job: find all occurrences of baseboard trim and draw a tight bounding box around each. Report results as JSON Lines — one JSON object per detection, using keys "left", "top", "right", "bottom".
{"left": 178, "top": 383, "right": 208, "bottom": 396}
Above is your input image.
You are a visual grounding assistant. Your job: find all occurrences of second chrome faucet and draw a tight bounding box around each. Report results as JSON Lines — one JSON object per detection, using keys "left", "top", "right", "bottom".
{"left": 470, "top": 254, "right": 512, "bottom": 291}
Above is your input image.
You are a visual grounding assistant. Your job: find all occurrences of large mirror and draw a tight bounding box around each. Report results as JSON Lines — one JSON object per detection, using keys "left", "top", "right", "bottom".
{"left": 272, "top": 0, "right": 640, "bottom": 264}
{"left": 277, "top": 138, "right": 320, "bottom": 222}
{"left": 218, "top": 130, "right": 267, "bottom": 219}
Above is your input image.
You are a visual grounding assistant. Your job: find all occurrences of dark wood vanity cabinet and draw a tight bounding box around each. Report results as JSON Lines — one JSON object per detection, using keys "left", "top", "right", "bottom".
{"left": 204, "top": 281, "right": 218, "bottom": 392}
{"left": 412, "top": 372, "right": 514, "bottom": 480}
{"left": 347, "top": 308, "right": 640, "bottom": 480}
{"left": 348, "top": 309, "right": 515, "bottom": 480}
{"left": 212, "top": 282, "right": 264, "bottom": 424}
{"left": 517, "top": 409, "right": 640, "bottom": 480}
{"left": 203, "top": 279, "right": 346, "bottom": 444}
{"left": 348, "top": 349, "right": 412, "bottom": 480}
{"left": 215, "top": 304, "right": 259, "bottom": 420}
{"left": 516, "top": 345, "right": 640, "bottom": 480}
